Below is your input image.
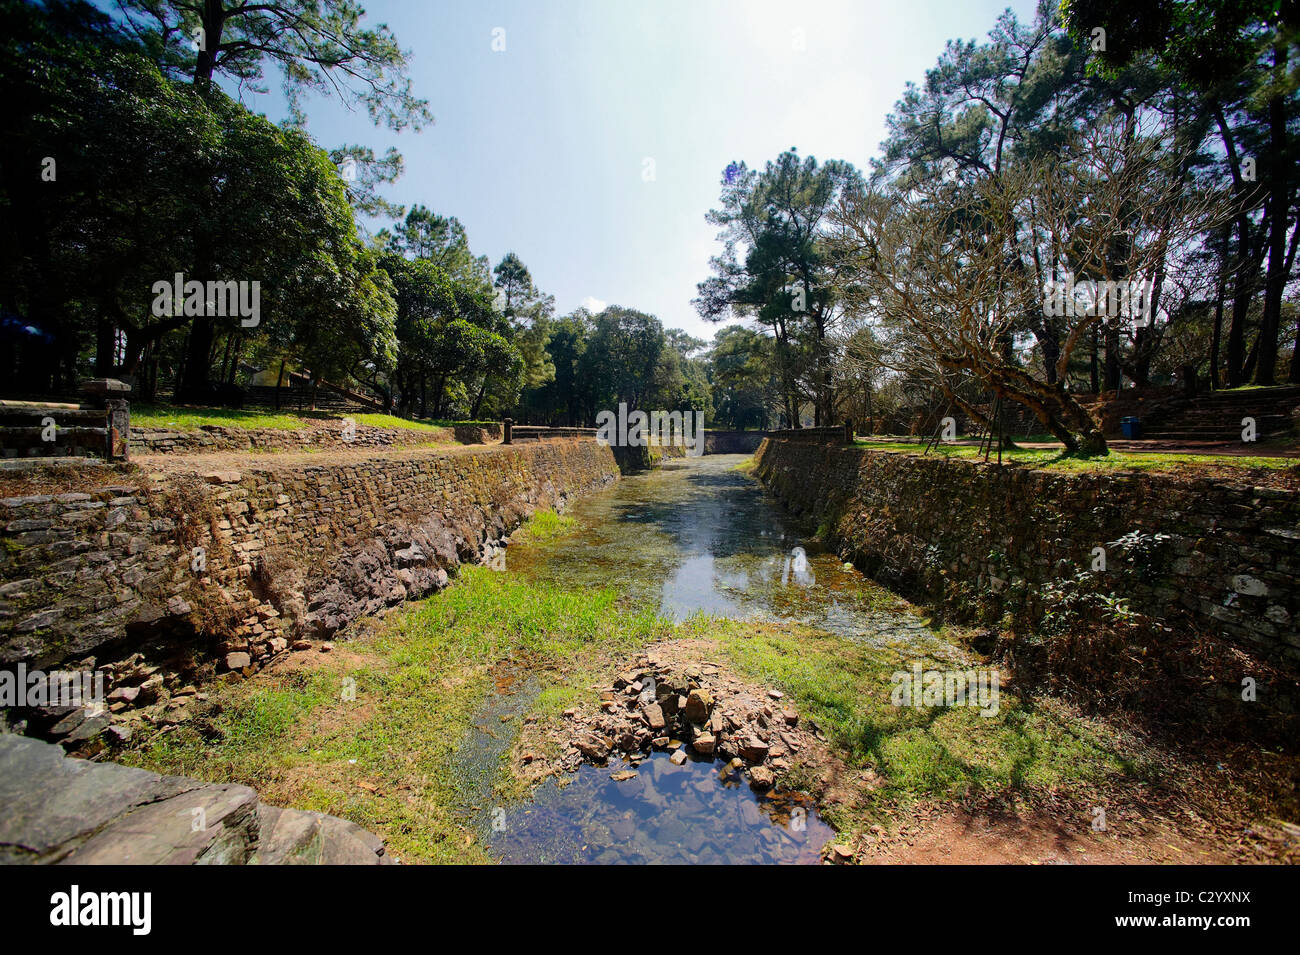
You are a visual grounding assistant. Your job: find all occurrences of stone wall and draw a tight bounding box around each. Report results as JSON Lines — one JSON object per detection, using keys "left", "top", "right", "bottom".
{"left": 131, "top": 421, "right": 501, "bottom": 455}
{"left": 0, "top": 440, "right": 618, "bottom": 740}
{"left": 703, "top": 431, "right": 769, "bottom": 454}
{"left": 754, "top": 439, "right": 1300, "bottom": 674}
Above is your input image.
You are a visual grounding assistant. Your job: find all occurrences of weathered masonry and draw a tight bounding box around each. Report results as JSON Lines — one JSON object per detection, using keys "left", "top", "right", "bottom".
{"left": 755, "top": 439, "right": 1300, "bottom": 674}
{"left": 0, "top": 440, "right": 619, "bottom": 738}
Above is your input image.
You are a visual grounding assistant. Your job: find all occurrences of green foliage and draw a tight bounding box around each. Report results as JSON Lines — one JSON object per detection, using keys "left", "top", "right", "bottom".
{"left": 695, "top": 149, "right": 863, "bottom": 426}
{"left": 115, "top": 0, "right": 432, "bottom": 131}
{"left": 0, "top": 0, "right": 399, "bottom": 400}
{"left": 708, "top": 325, "right": 776, "bottom": 429}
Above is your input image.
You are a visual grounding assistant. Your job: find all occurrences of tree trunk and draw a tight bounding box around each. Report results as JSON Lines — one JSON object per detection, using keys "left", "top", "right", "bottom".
{"left": 470, "top": 378, "right": 487, "bottom": 419}
{"left": 194, "top": 0, "right": 227, "bottom": 85}
{"left": 95, "top": 315, "right": 116, "bottom": 376}
{"left": 1210, "top": 275, "right": 1225, "bottom": 390}
{"left": 1255, "top": 56, "right": 1290, "bottom": 385}
{"left": 179, "top": 318, "right": 215, "bottom": 402}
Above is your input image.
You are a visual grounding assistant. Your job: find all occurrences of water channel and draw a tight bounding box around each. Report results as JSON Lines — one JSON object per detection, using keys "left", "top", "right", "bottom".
{"left": 465, "top": 453, "right": 963, "bottom": 863}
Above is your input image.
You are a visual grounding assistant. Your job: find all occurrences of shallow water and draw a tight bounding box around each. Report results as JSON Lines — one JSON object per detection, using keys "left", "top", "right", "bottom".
{"left": 508, "top": 454, "right": 961, "bottom": 659}
{"left": 476, "top": 454, "right": 959, "bottom": 863}
{"left": 490, "top": 751, "right": 834, "bottom": 865}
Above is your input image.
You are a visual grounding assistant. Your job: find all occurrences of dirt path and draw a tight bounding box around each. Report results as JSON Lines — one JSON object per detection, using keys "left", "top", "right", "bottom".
{"left": 861, "top": 806, "right": 1239, "bottom": 864}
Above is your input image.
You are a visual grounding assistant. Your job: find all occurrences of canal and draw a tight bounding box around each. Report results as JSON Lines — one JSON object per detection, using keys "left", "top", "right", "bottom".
{"left": 463, "top": 453, "right": 965, "bottom": 864}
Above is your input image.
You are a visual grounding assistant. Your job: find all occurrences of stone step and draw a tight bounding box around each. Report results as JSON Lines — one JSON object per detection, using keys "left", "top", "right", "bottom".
{"left": 60, "top": 784, "right": 262, "bottom": 865}
{"left": 0, "top": 733, "right": 391, "bottom": 865}
{"left": 1141, "top": 432, "right": 1282, "bottom": 442}
{"left": 251, "top": 804, "right": 392, "bottom": 865}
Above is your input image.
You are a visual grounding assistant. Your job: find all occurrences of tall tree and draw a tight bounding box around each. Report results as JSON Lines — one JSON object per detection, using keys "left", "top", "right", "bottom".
{"left": 696, "top": 150, "right": 862, "bottom": 426}
{"left": 114, "top": 0, "right": 431, "bottom": 130}
{"left": 1064, "top": 0, "right": 1299, "bottom": 384}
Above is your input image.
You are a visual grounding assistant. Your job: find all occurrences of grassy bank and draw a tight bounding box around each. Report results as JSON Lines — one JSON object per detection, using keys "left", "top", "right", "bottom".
{"left": 120, "top": 513, "right": 671, "bottom": 863}
{"left": 854, "top": 439, "right": 1297, "bottom": 474}
{"left": 131, "top": 403, "right": 491, "bottom": 434}
{"left": 119, "top": 509, "right": 1237, "bottom": 862}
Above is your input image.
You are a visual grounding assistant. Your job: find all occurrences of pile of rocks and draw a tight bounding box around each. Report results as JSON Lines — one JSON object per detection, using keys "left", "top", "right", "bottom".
{"left": 6, "top": 637, "right": 345, "bottom": 751}
{"left": 559, "top": 652, "right": 821, "bottom": 792}
{"left": 219, "top": 599, "right": 294, "bottom": 671}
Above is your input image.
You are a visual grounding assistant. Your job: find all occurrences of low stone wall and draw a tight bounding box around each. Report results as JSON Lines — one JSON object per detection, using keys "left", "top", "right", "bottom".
{"left": 131, "top": 421, "right": 501, "bottom": 455}
{"left": 704, "top": 430, "right": 768, "bottom": 454}
{"left": 754, "top": 439, "right": 1300, "bottom": 674}
{"left": 0, "top": 440, "right": 618, "bottom": 742}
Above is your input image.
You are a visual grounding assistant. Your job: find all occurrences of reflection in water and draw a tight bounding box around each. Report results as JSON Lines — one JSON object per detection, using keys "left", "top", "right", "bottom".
{"left": 506, "top": 455, "right": 963, "bottom": 659}
{"left": 490, "top": 751, "right": 833, "bottom": 865}
{"left": 782, "top": 545, "right": 815, "bottom": 588}
{"left": 479, "top": 454, "right": 960, "bottom": 863}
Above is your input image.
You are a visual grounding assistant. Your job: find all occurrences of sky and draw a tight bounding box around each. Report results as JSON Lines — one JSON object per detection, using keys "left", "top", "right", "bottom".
{"left": 221, "top": 0, "right": 1042, "bottom": 340}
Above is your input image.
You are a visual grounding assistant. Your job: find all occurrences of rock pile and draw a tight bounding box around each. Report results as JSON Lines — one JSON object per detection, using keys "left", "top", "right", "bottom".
{"left": 559, "top": 652, "right": 820, "bottom": 792}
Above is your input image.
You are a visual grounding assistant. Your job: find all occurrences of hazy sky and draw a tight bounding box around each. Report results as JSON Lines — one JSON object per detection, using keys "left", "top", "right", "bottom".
{"left": 222, "top": 0, "right": 1041, "bottom": 339}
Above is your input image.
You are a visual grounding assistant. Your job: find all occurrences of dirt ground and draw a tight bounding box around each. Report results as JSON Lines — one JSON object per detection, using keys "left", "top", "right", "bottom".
{"left": 504, "top": 637, "right": 1296, "bottom": 865}
{"left": 861, "top": 805, "right": 1237, "bottom": 864}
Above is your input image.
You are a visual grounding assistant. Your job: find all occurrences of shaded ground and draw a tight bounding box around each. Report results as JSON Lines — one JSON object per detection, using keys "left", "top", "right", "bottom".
{"left": 861, "top": 805, "right": 1236, "bottom": 864}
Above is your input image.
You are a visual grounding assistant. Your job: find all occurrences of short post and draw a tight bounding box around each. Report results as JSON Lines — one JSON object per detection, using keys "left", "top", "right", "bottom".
{"left": 80, "top": 378, "right": 132, "bottom": 462}
{"left": 106, "top": 399, "right": 130, "bottom": 461}
{"left": 503, "top": 417, "right": 513, "bottom": 445}
{"left": 843, "top": 418, "right": 853, "bottom": 444}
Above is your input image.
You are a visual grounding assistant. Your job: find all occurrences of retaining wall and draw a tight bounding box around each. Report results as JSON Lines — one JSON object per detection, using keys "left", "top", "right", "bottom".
{"left": 1, "top": 440, "right": 618, "bottom": 676}
{"left": 754, "top": 439, "right": 1300, "bottom": 673}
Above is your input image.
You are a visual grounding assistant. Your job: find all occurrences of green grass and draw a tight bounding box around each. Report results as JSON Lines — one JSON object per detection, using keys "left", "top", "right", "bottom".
{"left": 118, "top": 550, "right": 1225, "bottom": 862}
{"left": 121, "top": 565, "right": 671, "bottom": 864}
{"left": 511, "top": 508, "right": 576, "bottom": 542}
{"left": 350, "top": 413, "right": 452, "bottom": 433}
{"left": 132, "top": 404, "right": 315, "bottom": 431}
{"left": 131, "top": 403, "right": 493, "bottom": 434}
{"left": 710, "top": 620, "right": 1133, "bottom": 827}
{"left": 855, "top": 440, "right": 1296, "bottom": 472}
{"left": 115, "top": 501, "right": 1210, "bottom": 861}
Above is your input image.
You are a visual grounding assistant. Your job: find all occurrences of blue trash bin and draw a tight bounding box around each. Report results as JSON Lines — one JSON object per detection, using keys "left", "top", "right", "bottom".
{"left": 1120, "top": 416, "right": 1142, "bottom": 439}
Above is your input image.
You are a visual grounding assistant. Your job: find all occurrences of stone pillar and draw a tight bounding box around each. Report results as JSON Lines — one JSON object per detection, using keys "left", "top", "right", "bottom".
{"left": 503, "top": 418, "right": 513, "bottom": 445}
{"left": 80, "top": 378, "right": 132, "bottom": 462}
{"left": 106, "top": 399, "right": 130, "bottom": 461}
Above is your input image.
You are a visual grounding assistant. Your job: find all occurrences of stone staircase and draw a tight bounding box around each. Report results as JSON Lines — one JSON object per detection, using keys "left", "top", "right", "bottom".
{"left": 1139, "top": 385, "right": 1300, "bottom": 442}
{"left": 0, "top": 734, "right": 392, "bottom": 865}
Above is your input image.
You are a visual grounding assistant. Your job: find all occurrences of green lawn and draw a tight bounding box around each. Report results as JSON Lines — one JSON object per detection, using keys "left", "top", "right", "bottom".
{"left": 131, "top": 404, "right": 493, "bottom": 433}
{"left": 854, "top": 439, "right": 1297, "bottom": 472}
{"left": 713, "top": 620, "right": 1135, "bottom": 824}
